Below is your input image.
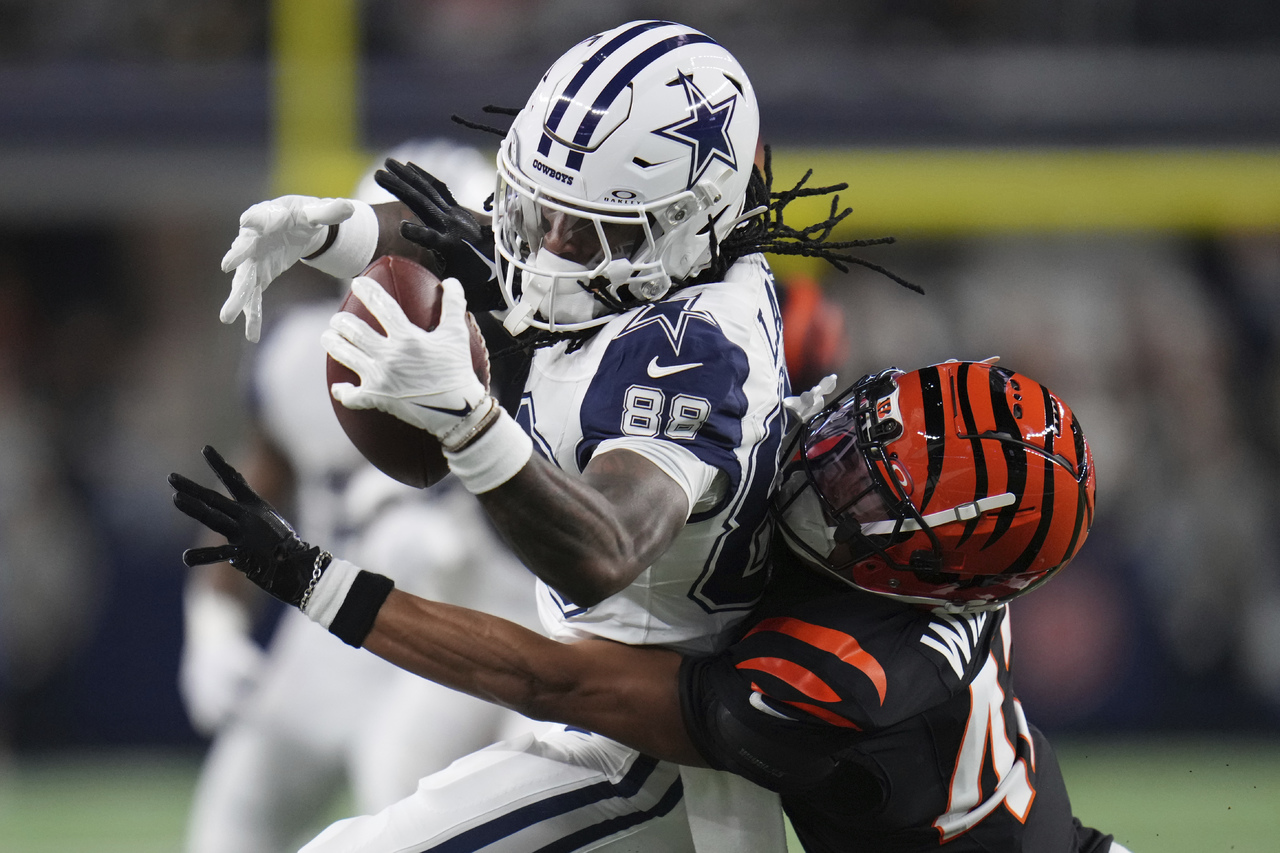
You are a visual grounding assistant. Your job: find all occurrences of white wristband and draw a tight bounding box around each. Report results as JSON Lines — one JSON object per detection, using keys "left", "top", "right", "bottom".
{"left": 303, "top": 200, "right": 379, "bottom": 278}
{"left": 444, "top": 408, "right": 533, "bottom": 494}
{"left": 302, "top": 558, "right": 360, "bottom": 629}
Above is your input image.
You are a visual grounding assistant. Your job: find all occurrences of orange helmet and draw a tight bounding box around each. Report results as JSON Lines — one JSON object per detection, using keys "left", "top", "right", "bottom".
{"left": 773, "top": 360, "right": 1095, "bottom": 612}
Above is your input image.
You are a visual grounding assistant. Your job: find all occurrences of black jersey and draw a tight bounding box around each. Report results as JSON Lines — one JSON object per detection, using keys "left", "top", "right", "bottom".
{"left": 679, "top": 558, "right": 1114, "bottom": 853}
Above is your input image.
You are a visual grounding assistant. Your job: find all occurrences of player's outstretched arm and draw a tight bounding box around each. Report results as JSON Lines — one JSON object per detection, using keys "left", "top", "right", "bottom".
{"left": 219, "top": 194, "right": 437, "bottom": 342}
{"left": 168, "top": 445, "right": 394, "bottom": 647}
{"left": 168, "top": 446, "right": 703, "bottom": 764}
{"left": 363, "top": 587, "right": 706, "bottom": 766}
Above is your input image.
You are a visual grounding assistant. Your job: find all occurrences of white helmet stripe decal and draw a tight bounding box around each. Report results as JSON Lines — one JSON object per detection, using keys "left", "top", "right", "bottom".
{"left": 859, "top": 493, "right": 1017, "bottom": 536}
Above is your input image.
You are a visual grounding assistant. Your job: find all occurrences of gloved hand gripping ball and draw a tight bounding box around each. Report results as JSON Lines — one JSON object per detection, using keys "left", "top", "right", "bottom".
{"left": 375, "top": 158, "right": 506, "bottom": 311}
{"left": 324, "top": 255, "right": 492, "bottom": 488}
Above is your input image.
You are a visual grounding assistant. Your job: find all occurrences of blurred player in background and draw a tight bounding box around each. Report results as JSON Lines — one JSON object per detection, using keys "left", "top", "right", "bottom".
{"left": 180, "top": 140, "right": 541, "bottom": 853}
{"left": 777, "top": 272, "right": 849, "bottom": 393}
{"left": 209, "top": 19, "right": 914, "bottom": 853}
{"left": 170, "top": 359, "right": 1129, "bottom": 853}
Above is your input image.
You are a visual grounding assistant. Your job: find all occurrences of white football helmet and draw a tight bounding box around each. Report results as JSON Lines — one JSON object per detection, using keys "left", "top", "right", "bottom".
{"left": 494, "top": 20, "right": 761, "bottom": 334}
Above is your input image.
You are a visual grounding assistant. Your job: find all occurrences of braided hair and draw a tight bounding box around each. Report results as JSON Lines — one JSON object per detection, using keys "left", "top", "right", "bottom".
{"left": 698, "top": 145, "right": 920, "bottom": 294}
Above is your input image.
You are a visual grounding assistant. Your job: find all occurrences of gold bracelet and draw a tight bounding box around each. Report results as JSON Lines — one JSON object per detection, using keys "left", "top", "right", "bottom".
{"left": 441, "top": 399, "right": 503, "bottom": 453}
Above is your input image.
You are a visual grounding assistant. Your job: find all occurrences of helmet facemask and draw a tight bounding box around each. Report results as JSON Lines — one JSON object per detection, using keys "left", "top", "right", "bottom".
{"left": 495, "top": 154, "right": 681, "bottom": 334}
{"left": 775, "top": 370, "right": 957, "bottom": 599}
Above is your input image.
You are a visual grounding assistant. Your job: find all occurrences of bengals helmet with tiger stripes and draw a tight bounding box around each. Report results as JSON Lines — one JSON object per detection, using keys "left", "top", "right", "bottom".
{"left": 773, "top": 360, "right": 1095, "bottom": 612}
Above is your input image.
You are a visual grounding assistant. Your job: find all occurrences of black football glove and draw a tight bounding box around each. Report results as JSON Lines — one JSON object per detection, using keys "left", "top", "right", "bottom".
{"left": 375, "top": 158, "right": 507, "bottom": 311}
{"left": 169, "top": 445, "right": 330, "bottom": 609}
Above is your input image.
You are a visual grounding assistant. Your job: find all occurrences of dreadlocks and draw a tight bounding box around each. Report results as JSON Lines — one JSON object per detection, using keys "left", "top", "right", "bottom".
{"left": 698, "top": 145, "right": 921, "bottom": 294}
{"left": 451, "top": 105, "right": 521, "bottom": 138}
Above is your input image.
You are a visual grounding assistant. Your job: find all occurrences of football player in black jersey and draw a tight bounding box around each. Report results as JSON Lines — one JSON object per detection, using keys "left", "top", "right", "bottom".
{"left": 170, "top": 359, "right": 1129, "bottom": 853}
{"left": 683, "top": 358, "right": 1111, "bottom": 852}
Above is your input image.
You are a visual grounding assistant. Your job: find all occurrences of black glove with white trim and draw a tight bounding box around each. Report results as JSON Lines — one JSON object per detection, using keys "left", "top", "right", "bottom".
{"left": 169, "top": 445, "right": 393, "bottom": 646}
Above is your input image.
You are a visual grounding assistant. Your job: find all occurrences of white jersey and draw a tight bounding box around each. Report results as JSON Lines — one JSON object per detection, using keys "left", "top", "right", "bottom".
{"left": 297, "top": 259, "right": 791, "bottom": 853}
{"left": 187, "top": 302, "right": 546, "bottom": 853}
{"left": 521, "top": 255, "right": 788, "bottom": 654}
{"left": 252, "top": 301, "right": 365, "bottom": 547}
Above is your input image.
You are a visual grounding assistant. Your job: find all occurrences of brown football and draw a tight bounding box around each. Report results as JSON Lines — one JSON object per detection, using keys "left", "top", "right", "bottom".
{"left": 326, "top": 255, "right": 490, "bottom": 488}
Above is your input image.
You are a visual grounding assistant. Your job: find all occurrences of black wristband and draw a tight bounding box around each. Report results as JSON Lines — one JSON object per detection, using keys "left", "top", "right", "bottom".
{"left": 302, "top": 224, "right": 340, "bottom": 260}
{"left": 328, "top": 570, "right": 395, "bottom": 647}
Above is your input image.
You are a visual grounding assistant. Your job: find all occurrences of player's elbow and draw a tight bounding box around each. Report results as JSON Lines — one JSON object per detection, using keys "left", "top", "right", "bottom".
{"left": 514, "top": 666, "right": 621, "bottom": 733}
{"left": 553, "top": 556, "right": 644, "bottom": 608}
{"left": 507, "top": 669, "right": 590, "bottom": 724}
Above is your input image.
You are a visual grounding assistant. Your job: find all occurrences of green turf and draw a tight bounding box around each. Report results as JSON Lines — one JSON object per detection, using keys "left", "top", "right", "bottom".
{"left": 1055, "top": 737, "right": 1280, "bottom": 853}
{"left": 0, "top": 750, "right": 201, "bottom": 853}
{"left": 0, "top": 738, "right": 1276, "bottom": 852}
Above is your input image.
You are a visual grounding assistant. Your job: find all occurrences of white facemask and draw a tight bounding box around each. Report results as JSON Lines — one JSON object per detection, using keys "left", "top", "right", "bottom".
{"left": 502, "top": 250, "right": 606, "bottom": 335}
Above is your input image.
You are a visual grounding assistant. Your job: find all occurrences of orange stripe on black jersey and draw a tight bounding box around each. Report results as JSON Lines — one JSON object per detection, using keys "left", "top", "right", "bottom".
{"left": 736, "top": 656, "right": 840, "bottom": 701}
{"left": 744, "top": 681, "right": 863, "bottom": 730}
{"left": 774, "top": 696, "right": 863, "bottom": 729}
{"left": 745, "top": 617, "right": 888, "bottom": 704}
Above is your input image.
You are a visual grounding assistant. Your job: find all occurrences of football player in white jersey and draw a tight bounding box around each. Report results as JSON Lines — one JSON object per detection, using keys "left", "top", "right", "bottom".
{"left": 180, "top": 141, "right": 542, "bottom": 853}
{"left": 205, "top": 20, "right": 912, "bottom": 853}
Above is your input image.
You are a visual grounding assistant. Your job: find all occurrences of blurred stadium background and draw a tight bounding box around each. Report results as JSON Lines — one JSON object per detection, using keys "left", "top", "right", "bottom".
{"left": 2, "top": 1, "right": 1279, "bottom": 851}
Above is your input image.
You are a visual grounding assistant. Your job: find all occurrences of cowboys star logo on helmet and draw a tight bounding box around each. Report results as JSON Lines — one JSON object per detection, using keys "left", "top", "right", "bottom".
{"left": 653, "top": 71, "right": 740, "bottom": 190}
{"left": 495, "top": 20, "right": 760, "bottom": 335}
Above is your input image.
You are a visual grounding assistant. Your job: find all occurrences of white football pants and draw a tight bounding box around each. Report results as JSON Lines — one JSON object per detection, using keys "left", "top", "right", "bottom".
{"left": 186, "top": 612, "right": 539, "bottom": 853}
{"left": 298, "top": 725, "right": 786, "bottom": 853}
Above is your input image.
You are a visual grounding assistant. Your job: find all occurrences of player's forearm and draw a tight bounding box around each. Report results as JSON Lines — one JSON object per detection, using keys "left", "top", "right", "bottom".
{"left": 362, "top": 588, "right": 707, "bottom": 766}
{"left": 475, "top": 450, "right": 688, "bottom": 607}
{"left": 363, "top": 589, "right": 562, "bottom": 711}
{"left": 371, "top": 201, "right": 439, "bottom": 269}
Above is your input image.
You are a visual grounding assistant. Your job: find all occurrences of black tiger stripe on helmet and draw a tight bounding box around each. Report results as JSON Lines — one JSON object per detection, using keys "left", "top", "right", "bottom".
{"left": 773, "top": 359, "right": 1098, "bottom": 612}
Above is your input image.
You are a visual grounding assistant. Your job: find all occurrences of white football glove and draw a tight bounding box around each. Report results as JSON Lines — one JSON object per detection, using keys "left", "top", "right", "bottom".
{"left": 220, "top": 195, "right": 358, "bottom": 342}
{"left": 323, "top": 275, "right": 498, "bottom": 450}
{"left": 179, "top": 586, "right": 266, "bottom": 736}
{"left": 784, "top": 373, "right": 839, "bottom": 423}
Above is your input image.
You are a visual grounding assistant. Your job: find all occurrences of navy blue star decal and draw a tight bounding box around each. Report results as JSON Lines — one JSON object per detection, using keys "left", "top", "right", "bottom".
{"left": 653, "top": 72, "right": 738, "bottom": 190}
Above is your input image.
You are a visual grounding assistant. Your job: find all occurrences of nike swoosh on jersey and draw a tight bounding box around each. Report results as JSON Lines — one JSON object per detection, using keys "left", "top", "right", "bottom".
{"left": 749, "top": 690, "right": 796, "bottom": 720}
{"left": 412, "top": 400, "right": 474, "bottom": 417}
{"left": 647, "top": 356, "right": 703, "bottom": 378}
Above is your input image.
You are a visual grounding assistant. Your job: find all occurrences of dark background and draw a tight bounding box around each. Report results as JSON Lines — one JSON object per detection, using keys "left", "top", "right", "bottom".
{"left": 1, "top": 0, "right": 1278, "bottom": 752}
